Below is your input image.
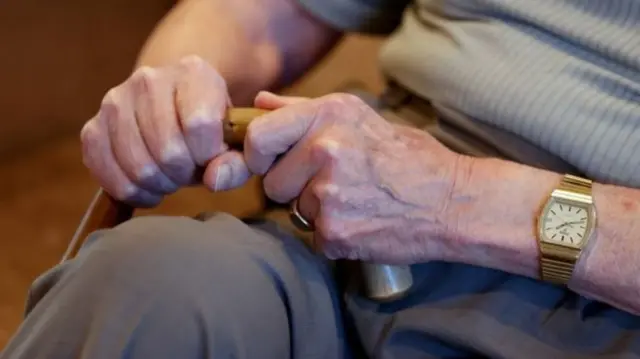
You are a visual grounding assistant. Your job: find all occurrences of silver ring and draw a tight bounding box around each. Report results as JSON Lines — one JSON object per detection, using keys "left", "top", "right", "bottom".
{"left": 290, "top": 198, "right": 314, "bottom": 232}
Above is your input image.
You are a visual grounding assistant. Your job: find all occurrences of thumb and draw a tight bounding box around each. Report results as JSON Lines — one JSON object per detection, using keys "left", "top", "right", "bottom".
{"left": 202, "top": 150, "right": 252, "bottom": 192}
{"left": 254, "top": 91, "right": 309, "bottom": 110}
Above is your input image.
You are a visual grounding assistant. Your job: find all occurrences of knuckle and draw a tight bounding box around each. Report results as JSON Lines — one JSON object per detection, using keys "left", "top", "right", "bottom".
{"left": 321, "top": 93, "right": 367, "bottom": 120}
{"left": 310, "top": 182, "right": 329, "bottom": 202}
{"left": 159, "top": 140, "right": 190, "bottom": 166}
{"left": 311, "top": 183, "right": 341, "bottom": 209}
{"left": 262, "top": 175, "right": 283, "bottom": 203}
{"left": 178, "top": 55, "right": 225, "bottom": 83}
{"left": 156, "top": 144, "right": 194, "bottom": 186}
{"left": 328, "top": 93, "right": 364, "bottom": 108}
{"left": 245, "top": 123, "right": 266, "bottom": 157}
{"left": 336, "top": 92, "right": 364, "bottom": 105}
{"left": 179, "top": 55, "right": 207, "bottom": 70}
{"left": 310, "top": 139, "right": 340, "bottom": 162}
{"left": 324, "top": 247, "right": 343, "bottom": 260}
{"left": 113, "top": 183, "right": 138, "bottom": 201}
{"left": 310, "top": 140, "right": 329, "bottom": 158}
{"left": 316, "top": 220, "right": 346, "bottom": 245}
{"left": 80, "top": 147, "right": 95, "bottom": 171}
{"left": 101, "top": 88, "right": 119, "bottom": 108}
{"left": 133, "top": 163, "right": 157, "bottom": 182}
{"left": 245, "top": 123, "right": 258, "bottom": 146}
{"left": 130, "top": 69, "right": 169, "bottom": 121}
{"left": 315, "top": 218, "right": 332, "bottom": 242}
{"left": 131, "top": 66, "right": 158, "bottom": 91}
{"left": 135, "top": 165, "right": 180, "bottom": 194}
{"left": 132, "top": 66, "right": 156, "bottom": 81}
{"left": 345, "top": 249, "right": 360, "bottom": 260}
{"left": 333, "top": 225, "right": 350, "bottom": 244}
{"left": 80, "top": 120, "right": 98, "bottom": 144}
{"left": 100, "top": 88, "right": 125, "bottom": 122}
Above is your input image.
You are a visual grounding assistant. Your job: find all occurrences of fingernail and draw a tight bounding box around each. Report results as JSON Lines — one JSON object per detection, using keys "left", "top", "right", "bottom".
{"left": 137, "top": 164, "right": 179, "bottom": 193}
{"left": 124, "top": 186, "right": 163, "bottom": 208}
{"left": 214, "top": 164, "right": 232, "bottom": 191}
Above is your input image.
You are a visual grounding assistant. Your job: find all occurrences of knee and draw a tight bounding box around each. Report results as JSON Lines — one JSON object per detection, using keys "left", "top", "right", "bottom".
{"left": 87, "top": 214, "right": 243, "bottom": 261}
{"left": 75, "top": 214, "right": 282, "bottom": 298}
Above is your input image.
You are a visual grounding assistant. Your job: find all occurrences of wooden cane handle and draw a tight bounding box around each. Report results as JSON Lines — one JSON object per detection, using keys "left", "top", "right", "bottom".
{"left": 222, "top": 108, "right": 270, "bottom": 148}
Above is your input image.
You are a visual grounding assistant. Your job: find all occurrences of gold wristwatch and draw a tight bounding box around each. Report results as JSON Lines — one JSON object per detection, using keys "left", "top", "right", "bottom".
{"left": 537, "top": 174, "right": 596, "bottom": 285}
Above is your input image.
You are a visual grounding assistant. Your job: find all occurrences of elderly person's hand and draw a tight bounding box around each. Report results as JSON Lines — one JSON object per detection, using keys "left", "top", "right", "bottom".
{"left": 80, "top": 56, "right": 251, "bottom": 207}
{"left": 246, "top": 92, "right": 472, "bottom": 264}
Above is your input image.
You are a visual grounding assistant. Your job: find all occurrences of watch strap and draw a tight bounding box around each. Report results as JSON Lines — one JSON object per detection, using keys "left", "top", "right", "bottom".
{"left": 539, "top": 243, "right": 580, "bottom": 284}
{"left": 557, "top": 174, "right": 593, "bottom": 197}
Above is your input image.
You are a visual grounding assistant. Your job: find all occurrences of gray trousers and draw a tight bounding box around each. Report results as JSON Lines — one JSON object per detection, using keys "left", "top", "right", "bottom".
{"left": 2, "top": 212, "right": 640, "bottom": 359}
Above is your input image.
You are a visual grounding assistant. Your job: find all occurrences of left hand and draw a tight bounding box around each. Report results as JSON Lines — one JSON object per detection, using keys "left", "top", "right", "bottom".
{"left": 245, "top": 91, "right": 470, "bottom": 264}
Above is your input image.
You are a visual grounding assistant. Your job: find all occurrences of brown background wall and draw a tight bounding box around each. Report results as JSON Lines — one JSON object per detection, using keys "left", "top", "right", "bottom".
{"left": 0, "top": 0, "right": 174, "bottom": 158}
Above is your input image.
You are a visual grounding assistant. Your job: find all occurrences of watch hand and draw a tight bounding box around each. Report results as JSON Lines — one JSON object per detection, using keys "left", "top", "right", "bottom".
{"left": 555, "top": 220, "right": 585, "bottom": 230}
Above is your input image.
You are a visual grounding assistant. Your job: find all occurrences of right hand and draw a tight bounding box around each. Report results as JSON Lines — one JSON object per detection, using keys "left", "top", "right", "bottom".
{"left": 81, "top": 56, "right": 251, "bottom": 207}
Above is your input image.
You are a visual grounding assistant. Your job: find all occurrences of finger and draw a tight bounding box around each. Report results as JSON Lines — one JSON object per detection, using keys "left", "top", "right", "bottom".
{"left": 132, "top": 66, "right": 196, "bottom": 186}
{"left": 324, "top": 244, "right": 354, "bottom": 261}
{"left": 101, "top": 88, "right": 178, "bottom": 195}
{"left": 254, "top": 91, "right": 309, "bottom": 110}
{"left": 262, "top": 137, "right": 338, "bottom": 203}
{"left": 297, "top": 178, "right": 321, "bottom": 227}
{"left": 301, "top": 177, "right": 343, "bottom": 255}
{"left": 315, "top": 219, "right": 358, "bottom": 261}
{"left": 297, "top": 179, "right": 322, "bottom": 252}
{"left": 244, "top": 97, "right": 322, "bottom": 175}
{"left": 175, "top": 56, "right": 229, "bottom": 166}
{"left": 312, "top": 214, "right": 347, "bottom": 259}
{"left": 81, "top": 118, "right": 163, "bottom": 207}
{"left": 202, "top": 151, "right": 252, "bottom": 192}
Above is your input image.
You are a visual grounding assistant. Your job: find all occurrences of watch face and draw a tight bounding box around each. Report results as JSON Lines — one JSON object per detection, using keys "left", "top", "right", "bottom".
{"left": 541, "top": 200, "right": 592, "bottom": 247}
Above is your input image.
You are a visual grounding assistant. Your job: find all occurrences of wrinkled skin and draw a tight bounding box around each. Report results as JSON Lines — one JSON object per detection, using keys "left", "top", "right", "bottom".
{"left": 246, "top": 93, "right": 467, "bottom": 263}
{"left": 81, "top": 56, "right": 244, "bottom": 205}
{"left": 81, "top": 56, "right": 467, "bottom": 264}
